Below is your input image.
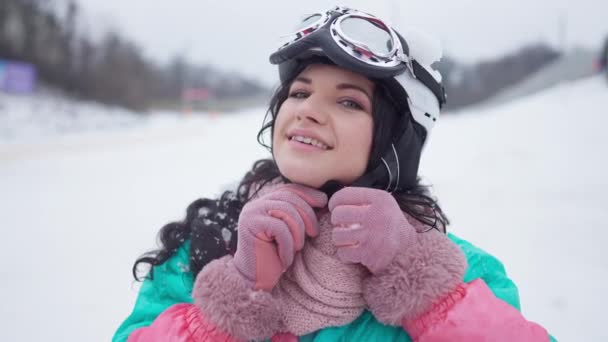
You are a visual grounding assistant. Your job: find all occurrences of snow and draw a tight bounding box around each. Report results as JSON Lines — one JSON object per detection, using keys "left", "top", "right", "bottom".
{"left": 1, "top": 76, "right": 607, "bottom": 341}
{"left": 0, "top": 91, "right": 141, "bottom": 144}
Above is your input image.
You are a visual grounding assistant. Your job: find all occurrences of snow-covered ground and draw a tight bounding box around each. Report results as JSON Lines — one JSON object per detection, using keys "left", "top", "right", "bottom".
{"left": 0, "top": 90, "right": 143, "bottom": 144}
{"left": 1, "top": 76, "right": 607, "bottom": 341}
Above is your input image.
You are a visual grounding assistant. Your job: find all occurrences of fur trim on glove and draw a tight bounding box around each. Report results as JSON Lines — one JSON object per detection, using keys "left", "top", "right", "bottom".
{"left": 193, "top": 255, "right": 283, "bottom": 341}
{"left": 362, "top": 229, "right": 467, "bottom": 325}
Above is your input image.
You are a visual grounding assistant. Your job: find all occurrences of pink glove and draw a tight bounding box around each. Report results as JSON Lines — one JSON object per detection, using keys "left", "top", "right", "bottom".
{"left": 233, "top": 184, "right": 328, "bottom": 291}
{"left": 328, "top": 187, "right": 416, "bottom": 274}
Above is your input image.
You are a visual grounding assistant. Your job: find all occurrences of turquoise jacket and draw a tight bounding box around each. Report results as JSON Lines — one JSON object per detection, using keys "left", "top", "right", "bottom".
{"left": 113, "top": 233, "right": 556, "bottom": 341}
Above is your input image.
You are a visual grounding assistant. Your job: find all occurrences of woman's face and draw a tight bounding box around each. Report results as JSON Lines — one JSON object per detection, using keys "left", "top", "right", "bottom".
{"left": 272, "top": 63, "right": 375, "bottom": 188}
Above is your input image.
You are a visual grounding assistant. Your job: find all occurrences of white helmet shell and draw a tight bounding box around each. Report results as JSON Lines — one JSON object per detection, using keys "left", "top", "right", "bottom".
{"left": 396, "top": 30, "right": 443, "bottom": 144}
{"left": 395, "top": 64, "right": 441, "bottom": 138}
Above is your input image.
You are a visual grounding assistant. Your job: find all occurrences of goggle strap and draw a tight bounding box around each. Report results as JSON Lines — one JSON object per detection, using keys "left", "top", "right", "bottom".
{"left": 411, "top": 60, "right": 446, "bottom": 107}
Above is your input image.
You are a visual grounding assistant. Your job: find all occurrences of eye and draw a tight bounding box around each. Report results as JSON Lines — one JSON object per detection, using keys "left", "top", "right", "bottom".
{"left": 289, "top": 90, "right": 309, "bottom": 99}
{"left": 339, "top": 99, "right": 364, "bottom": 110}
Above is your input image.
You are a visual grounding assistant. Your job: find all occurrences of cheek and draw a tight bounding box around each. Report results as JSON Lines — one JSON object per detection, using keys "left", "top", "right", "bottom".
{"left": 354, "top": 122, "right": 374, "bottom": 166}
{"left": 349, "top": 116, "right": 373, "bottom": 151}
{"left": 272, "top": 107, "right": 290, "bottom": 145}
{"left": 337, "top": 118, "right": 374, "bottom": 178}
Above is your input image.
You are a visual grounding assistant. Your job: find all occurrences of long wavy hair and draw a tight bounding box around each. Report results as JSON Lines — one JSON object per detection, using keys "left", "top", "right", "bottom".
{"left": 133, "top": 58, "right": 449, "bottom": 281}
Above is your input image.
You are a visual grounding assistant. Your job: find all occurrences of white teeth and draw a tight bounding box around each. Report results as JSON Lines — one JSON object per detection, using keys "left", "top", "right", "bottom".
{"left": 313, "top": 141, "right": 324, "bottom": 149}
{"left": 292, "top": 135, "right": 329, "bottom": 150}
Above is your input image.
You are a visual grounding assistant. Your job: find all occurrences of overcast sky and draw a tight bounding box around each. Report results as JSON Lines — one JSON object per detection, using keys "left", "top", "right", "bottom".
{"left": 74, "top": 0, "right": 608, "bottom": 86}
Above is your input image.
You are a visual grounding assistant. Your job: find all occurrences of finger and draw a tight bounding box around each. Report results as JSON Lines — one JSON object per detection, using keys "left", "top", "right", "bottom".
{"left": 331, "top": 225, "right": 368, "bottom": 248}
{"left": 295, "top": 206, "right": 319, "bottom": 238}
{"left": 251, "top": 238, "right": 283, "bottom": 291}
{"left": 328, "top": 187, "right": 377, "bottom": 211}
{"left": 264, "top": 199, "right": 306, "bottom": 246}
{"left": 330, "top": 204, "right": 369, "bottom": 226}
{"left": 246, "top": 215, "right": 295, "bottom": 269}
{"left": 277, "top": 184, "right": 328, "bottom": 208}
{"left": 267, "top": 205, "right": 305, "bottom": 251}
{"left": 263, "top": 191, "right": 320, "bottom": 238}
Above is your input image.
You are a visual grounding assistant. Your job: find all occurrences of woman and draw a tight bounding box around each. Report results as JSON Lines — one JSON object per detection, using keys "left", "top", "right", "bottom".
{"left": 114, "top": 6, "right": 555, "bottom": 342}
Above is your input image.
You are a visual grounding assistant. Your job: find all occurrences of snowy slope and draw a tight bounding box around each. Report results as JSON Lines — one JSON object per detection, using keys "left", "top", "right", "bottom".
{"left": 1, "top": 76, "right": 607, "bottom": 341}
{"left": 421, "top": 75, "right": 608, "bottom": 341}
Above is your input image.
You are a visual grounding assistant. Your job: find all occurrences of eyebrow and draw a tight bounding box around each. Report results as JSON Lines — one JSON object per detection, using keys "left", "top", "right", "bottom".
{"left": 294, "top": 76, "right": 372, "bottom": 101}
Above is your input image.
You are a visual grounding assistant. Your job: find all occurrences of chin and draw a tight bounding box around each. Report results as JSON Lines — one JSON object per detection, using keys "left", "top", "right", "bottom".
{"left": 277, "top": 163, "right": 327, "bottom": 189}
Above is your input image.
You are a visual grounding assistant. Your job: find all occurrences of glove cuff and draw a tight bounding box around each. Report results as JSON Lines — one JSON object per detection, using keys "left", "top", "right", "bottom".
{"left": 193, "top": 255, "right": 283, "bottom": 340}
{"left": 363, "top": 229, "right": 467, "bottom": 325}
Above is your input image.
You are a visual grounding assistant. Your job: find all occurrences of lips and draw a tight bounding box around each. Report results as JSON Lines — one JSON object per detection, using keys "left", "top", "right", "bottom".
{"left": 286, "top": 128, "right": 333, "bottom": 150}
{"left": 290, "top": 135, "right": 330, "bottom": 150}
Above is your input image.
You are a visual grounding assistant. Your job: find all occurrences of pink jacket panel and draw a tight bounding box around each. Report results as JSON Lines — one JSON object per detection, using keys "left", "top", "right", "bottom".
{"left": 127, "top": 303, "right": 297, "bottom": 342}
{"left": 404, "top": 279, "right": 549, "bottom": 342}
{"left": 127, "top": 303, "right": 241, "bottom": 342}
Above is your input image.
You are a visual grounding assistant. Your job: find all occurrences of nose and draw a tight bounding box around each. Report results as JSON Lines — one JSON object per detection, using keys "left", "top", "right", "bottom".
{"left": 296, "top": 95, "right": 328, "bottom": 125}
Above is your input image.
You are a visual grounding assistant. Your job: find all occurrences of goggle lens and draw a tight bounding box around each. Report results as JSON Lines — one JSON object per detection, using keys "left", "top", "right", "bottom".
{"left": 339, "top": 17, "right": 394, "bottom": 57}
{"left": 296, "top": 13, "right": 323, "bottom": 31}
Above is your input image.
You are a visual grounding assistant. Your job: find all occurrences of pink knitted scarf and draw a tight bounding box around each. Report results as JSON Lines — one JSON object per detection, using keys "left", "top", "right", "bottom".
{"left": 273, "top": 209, "right": 369, "bottom": 336}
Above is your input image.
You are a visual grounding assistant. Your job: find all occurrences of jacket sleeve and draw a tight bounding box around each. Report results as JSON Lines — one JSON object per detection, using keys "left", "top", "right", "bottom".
{"left": 112, "top": 243, "right": 195, "bottom": 342}
{"left": 126, "top": 255, "right": 284, "bottom": 342}
{"left": 114, "top": 244, "right": 282, "bottom": 342}
{"left": 402, "top": 279, "right": 552, "bottom": 341}
{"left": 126, "top": 303, "right": 240, "bottom": 342}
{"left": 404, "top": 234, "right": 556, "bottom": 341}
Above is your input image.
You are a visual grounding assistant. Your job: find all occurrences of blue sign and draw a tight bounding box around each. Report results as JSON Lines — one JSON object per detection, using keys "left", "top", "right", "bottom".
{"left": 0, "top": 60, "right": 37, "bottom": 94}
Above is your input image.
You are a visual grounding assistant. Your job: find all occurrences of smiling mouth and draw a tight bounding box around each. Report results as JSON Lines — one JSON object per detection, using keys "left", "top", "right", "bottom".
{"left": 288, "top": 135, "right": 332, "bottom": 150}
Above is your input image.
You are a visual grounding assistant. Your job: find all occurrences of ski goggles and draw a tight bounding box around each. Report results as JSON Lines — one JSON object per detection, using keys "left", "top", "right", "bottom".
{"left": 269, "top": 6, "right": 446, "bottom": 107}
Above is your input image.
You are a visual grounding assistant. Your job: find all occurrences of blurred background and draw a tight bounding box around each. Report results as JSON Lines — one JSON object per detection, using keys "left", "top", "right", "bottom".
{"left": 1, "top": 0, "right": 607, "bottom": 341}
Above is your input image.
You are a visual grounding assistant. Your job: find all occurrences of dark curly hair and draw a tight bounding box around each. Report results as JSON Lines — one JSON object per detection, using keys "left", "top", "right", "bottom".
{"left": 132, "top": 58, "right": 449, "bottom": 281}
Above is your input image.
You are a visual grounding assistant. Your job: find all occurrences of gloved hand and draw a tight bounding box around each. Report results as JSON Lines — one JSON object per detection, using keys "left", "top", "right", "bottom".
{"left": 233, "top": 184, "right": 328, "bottom": 291}
{"left": 328, "top": 187, "right": 416, "bottom": 274}
{"left": 329, "top": 188, "right": 467, "bottom": 328}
